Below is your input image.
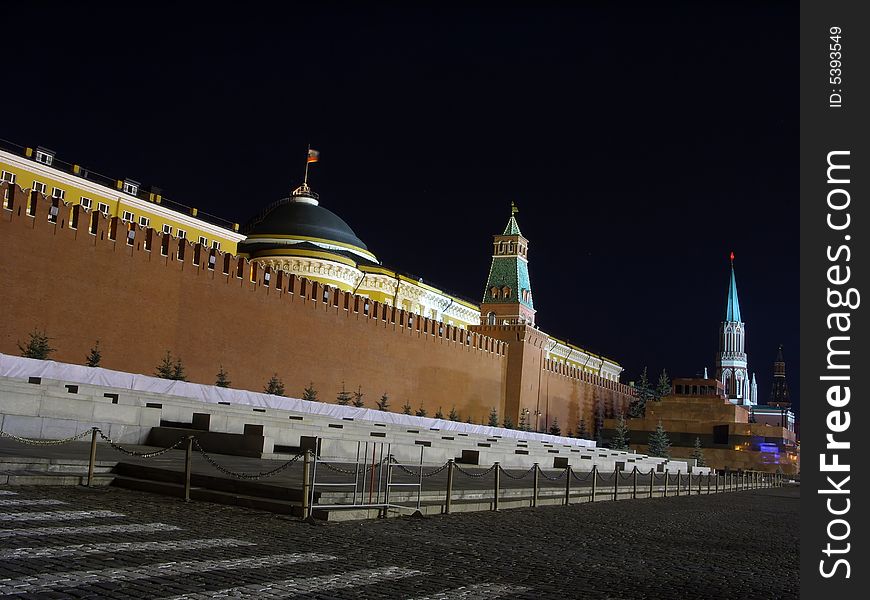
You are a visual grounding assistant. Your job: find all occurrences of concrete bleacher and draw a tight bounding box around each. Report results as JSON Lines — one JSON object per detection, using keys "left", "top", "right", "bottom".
{"left": 0, "top": 374, "right": 708, "bottom": 475}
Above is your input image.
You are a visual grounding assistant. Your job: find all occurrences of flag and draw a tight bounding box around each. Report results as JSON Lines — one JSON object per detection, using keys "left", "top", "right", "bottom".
{"left": 307, "top": 149, "right": 320, "bottom": 163}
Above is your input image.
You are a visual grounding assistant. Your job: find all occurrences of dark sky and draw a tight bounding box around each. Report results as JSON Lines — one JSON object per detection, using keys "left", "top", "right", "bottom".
{"left": 3, "top": 3, "right": 799, "bottom": 414}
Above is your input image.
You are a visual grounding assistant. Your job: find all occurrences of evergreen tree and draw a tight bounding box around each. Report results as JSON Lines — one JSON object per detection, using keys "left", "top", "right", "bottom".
{"left": 465, "top": 414, "right": 473, "bottom": 424}
{"left": 376, "top": 393, "right": 390, "bottom": 411}
{"left": 549, "top": 418, "right": 561, "bottom": 436}
{"left": 172, "top": 357, "right": 187, "bottom": 382}
{"left": 576, "top": 417, "right": 589, "bottom": 439}
{"left": 610, "top": 414, "right": 630, "bottom": 451}
{"left": 595, "top": 427, "right": 605, "bottom": 448}
{"left": 691, "top": 437, "right": 706, "bottom": 467}
{"left": 155, "top": 351, "right": 177, "bottom": 379}
{"left": 628, "top": 367, "right": 652, "bottom": 417}
{"left": 415, "top": 405, "right": 427, "bottom": 417}
{"left": 434, "top": 406, "right": 444, "bottom": 419}
{"left": 518, "top": 411, "right": 528, "bottom": 432}
{"left": 264, "top": 373, "right": 285, "bottom": 396}
{"left": 215, "top": 364, "right": 231, "bottom": 388}
{"left": 448, "top": 406, "right": 459, "bottom": 421}
{"left": 351, "top": 387, "right": 365, "bottom": 408}
{"left": 401, "top": 401, "right": 412, "bottom": 415}
{"left": 647, "top": 420, "right": 671, "bottom": 458}
{"left": 85, "top": 340, "right": 102, "bottom": 367}
{"left": 655, "top": 369, "right": 671, "bottom": 400}
{"left": 336, "top": 382, "right": 351, "bottom": 406}
{"left": 302, "top": 382, "right": 318, "bottom": 402}
{"left": 503, "top": 416, "right": 515, "bottom": 429}
{"left": 19, "top": 329, "right": 55, "bottom": 360}
{"left": 487, "top": 407, "right": 499, "bottom": 427}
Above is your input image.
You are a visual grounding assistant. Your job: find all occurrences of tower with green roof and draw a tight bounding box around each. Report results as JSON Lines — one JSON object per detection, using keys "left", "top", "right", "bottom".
{"left": 480, "top": 203, "right": 536, "bottom": 327}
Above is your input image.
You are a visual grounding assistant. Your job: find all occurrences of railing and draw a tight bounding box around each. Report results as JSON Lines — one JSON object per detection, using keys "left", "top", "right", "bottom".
{"left": 0, "top": 427, "right": 787, "bottom": 519}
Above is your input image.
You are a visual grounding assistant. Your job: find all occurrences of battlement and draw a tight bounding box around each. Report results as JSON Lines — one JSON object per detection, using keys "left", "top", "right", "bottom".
{"left": 543, "top": 358, "right": 635, "bottom": 397}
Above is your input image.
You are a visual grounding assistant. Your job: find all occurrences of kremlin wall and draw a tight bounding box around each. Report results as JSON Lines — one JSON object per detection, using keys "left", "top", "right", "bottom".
{"left": 0, "top": 167, "right": 633, "bottom": 431}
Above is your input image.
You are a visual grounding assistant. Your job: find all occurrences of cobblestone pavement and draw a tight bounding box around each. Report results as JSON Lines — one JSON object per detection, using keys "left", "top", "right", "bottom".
{"left": 0, "top": 484, "right": 798, "bottom": 599}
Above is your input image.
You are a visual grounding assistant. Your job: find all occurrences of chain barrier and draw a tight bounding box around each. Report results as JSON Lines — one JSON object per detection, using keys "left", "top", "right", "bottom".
{"left": 498, "top": 465, "right": 536, "bottom": 480}
{"left": 390, "top": 458, "right": 451, "bottom": 478}
{"left": 538, "top": 468, "right": 568, "bottom": 482}
{"left": 0, "top": 428, "right": 92, "bottom": 446}
{"left": 454, "top": 463, "right": 497, "bottom": 478}
{"left": 97, "top": 430, "right": 185, "bottom": 458}
{"left": 319, "top": 461, "right": 359, "bottom": 475}
{"left": 571, "top": 468, "right": 594, "bottom": 482}
{"left": 618, "top": 471, "right": 634, "bottom": 481}
{"left": 193, "top": 439, "right": 302, "bottom": 480}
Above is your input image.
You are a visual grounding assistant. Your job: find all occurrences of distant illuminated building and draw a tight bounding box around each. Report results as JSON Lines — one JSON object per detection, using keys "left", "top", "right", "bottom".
{"left": 714, "top": 254, "right": 758, "bottom": 406}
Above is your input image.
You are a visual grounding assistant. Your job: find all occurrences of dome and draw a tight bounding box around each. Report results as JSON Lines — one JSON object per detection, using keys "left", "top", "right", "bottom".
{"left": 239, "top": 187, "right": 375, "bottom": 262}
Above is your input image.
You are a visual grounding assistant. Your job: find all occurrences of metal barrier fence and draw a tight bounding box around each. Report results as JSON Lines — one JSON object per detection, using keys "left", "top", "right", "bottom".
{"left": 0, "top": 427, "right": 788, "bottom": 519}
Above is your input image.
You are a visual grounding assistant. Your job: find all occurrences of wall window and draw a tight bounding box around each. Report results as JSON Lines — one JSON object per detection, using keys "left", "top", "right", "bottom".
{"left": 79, "top": 197, "right": 92, "bottom": 210}
{"left": 177, "top": 229, "right": 187, "bottom": 240}
{"left": 0, "top": 171, "right": 15, "bottom": 184}
{"left": 162, "top": 224, "right": 173, "bottom": 235}
{"left": 97, "top": 202, "right": 109, "bottom": 215}
{"left": 122, "top": 210, "right": 134, "bottom": 223}
{"left": 198, "top": 236, "right": 208, "bottom": 246}
{"left": 490, "top": 286, "right": 499, "bottom": 299}
{"left": 122, "top": 180, "right": 139, "bottom": 195}
{"left": 3, "top": 188, "right": 10, "bottom": 209}
{"left": 35, "top": 150, "right": 53, "bottom": 165}
{"left": 31, "top": 181, "right": 46, "bottom": 195}
{"left": 138, "top": 216, "right": 150, "bottom": 228}
{"left": 51, "top": 187, "right": 65, "bottom": 200}
{"left": 211, "top": 240, "right": 221, "bottom": 250}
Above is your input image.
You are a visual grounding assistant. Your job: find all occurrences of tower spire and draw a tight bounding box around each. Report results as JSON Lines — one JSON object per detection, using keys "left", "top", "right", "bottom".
{"left": 726, "top": 252, "right": 741, "bottom": 322}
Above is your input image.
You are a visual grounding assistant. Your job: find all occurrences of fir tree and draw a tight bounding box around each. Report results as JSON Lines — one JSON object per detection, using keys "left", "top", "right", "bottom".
{"left": 18, "top": 329, "right": 55, "bottom": 360}
{"left": 549, "top": 418, "right": 561, "bottom": 436}
{"left": 85, "top": 340, "right": 102, "bottom": 367}
{"left": 655, "top": 369, "right": 671, "bottom": 400}
{"left": 448, "top": 406, "right": 459, "bottom": 421}
{"left": 336, "top": 382, "right": 351, "bottom": 406}
{"left": 610, "top": 414, "right": 630, "bottom": 451}
{"left": 434, "top": 406, "right": 444, "bottom": 419}
{"left": 172, "top": 357, "right": 187, "bottom": 382}
{"left": 264, "top": 373, "right": 285, "bottom": 396}
{"left": 628, "top": 367, "right": 652, "bottom": 417}
{"left": 595, "top": 427, "right": 605, "bottom": 448}
{"left": 518, "top": 411, "right": 528, "bottom": 431}
{"left": 155, "top": 351, "right": 177, "bottom": 379}
{"left": 351, "top": 387, "right": 365, "bottom": 408}
{"left": 576, "top": 417, "right": 589, "bottom": 439}
{"left": 215, "top": 364, "right": 231, "bottom": 388}
{"left": 376, "top": 393, "right": 390, "bottom": 411}
{"left": 302, "top": 382, "right": 318, "bottom": 402}
{"left": 503, "top": 416, "right": 515, "bottom": 429}
{"left": 465, "top": 415, "right": 473, "bottom": 424}
{"left": 401, "top": 401, "right": 412, "bottom": 415}
{"left": 647, "top": 420, "right": 671, "bottom": 458}
{"left": 487, "top": 407, "right": 499, "bottom": 427}
{"left": 691, "top": 437, "right": 706, "bottom": 467}
{"left": 415, "top": 406, "right": 427, "bottom": 417}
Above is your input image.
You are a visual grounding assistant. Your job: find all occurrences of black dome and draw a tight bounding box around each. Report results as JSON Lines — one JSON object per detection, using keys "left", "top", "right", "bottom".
{"left": 241, "top": 198, "right": 368, "bottom": 251}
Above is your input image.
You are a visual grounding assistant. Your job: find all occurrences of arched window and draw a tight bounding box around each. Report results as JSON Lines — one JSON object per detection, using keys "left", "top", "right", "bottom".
{"left": 487, "top": 312, "right": 496, "bottom": 325}
{"left": 502, "top": 286, "right": 511, "bottom": 298}
{"left": 490, "top": 286, "right": 499, "bottom": 299}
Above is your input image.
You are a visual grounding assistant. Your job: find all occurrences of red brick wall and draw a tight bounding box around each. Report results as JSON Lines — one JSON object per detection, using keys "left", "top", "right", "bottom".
{"left": 542, "top": 363, "right": 633, "bottom": 436}
{"left": 0, "top": 183, "right": 506, "bottom": 422}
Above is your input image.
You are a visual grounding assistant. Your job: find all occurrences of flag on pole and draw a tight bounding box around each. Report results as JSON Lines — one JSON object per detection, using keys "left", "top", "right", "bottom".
{"left": 307, "top": 149, "right": 320, "bottom": 163}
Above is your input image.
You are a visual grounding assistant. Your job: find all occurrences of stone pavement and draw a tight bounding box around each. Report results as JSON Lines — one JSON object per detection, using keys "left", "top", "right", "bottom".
{"left": 0, "top": 484, "right": 799, "bottom": 599}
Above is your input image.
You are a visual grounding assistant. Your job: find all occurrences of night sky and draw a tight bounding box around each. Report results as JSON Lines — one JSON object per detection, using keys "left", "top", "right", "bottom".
{"left": 3, "top": 3, "right": 799, "bottom": 414}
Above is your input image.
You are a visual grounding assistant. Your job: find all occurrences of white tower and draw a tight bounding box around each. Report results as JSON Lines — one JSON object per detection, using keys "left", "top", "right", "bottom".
{"left": 715, "top": 253, "right": 757, "bottom": 406}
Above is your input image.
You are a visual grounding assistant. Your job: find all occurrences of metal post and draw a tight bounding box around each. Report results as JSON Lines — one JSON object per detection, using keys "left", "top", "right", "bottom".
{"left": 493, "top": 462, "right": 500, "bottom": 511}
{"left": 86, "top": 427, "right": 98, "bottom": 487}
{"left": 590, "top": 465, "right": 597, "bottom": 502}
{"left": 632, "top": 466, "right": 638, "bottom": 499}
{"left": 565, "top": 465, "right": 572, "bottom": 506}
{"left": 649, "top": 468, "right": 654, "bottom": 498}
{"left": 302, "top": 449, "right": 312, "bottom": 518}
{"left": 697, "top": 473, "right": 702, "bottom": 495}
{"left": 613, "top": 464, "right": 619, "bottom": 501}
{"left": 445, "top": 459, "right": 454, "bottom": 514}
{"left": 663, "top": 470, "right": 668, "bottom": 497}
{"left": 715, "top": 471, "right": 719, "bottom": 493}
{"left": 183, "top": 436, "right": 193, "bottom": 503}
{"left": 707, "top": 472, "right": 711, "bottom": 495}
{"left": 532, "top": 463, "right": 539, "bottom": 507}
{"left": 382, "top": 455, "right": 393, "bottom": 517}
{"left": 675, "top": 472, "right": 680, "bottom": 497}
{"left": 417, "top": 445, "right": 424, "bottom": 511}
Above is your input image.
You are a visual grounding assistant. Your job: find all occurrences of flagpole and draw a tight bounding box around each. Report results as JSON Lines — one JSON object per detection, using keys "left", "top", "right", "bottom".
{"left": 303, "top": 145, "right": 311, "bottom": 186}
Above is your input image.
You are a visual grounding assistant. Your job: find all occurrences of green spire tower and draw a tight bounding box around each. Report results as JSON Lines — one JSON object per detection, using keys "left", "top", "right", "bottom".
{"left": 480, "top": 203, "right": 536, "bottom": 326}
